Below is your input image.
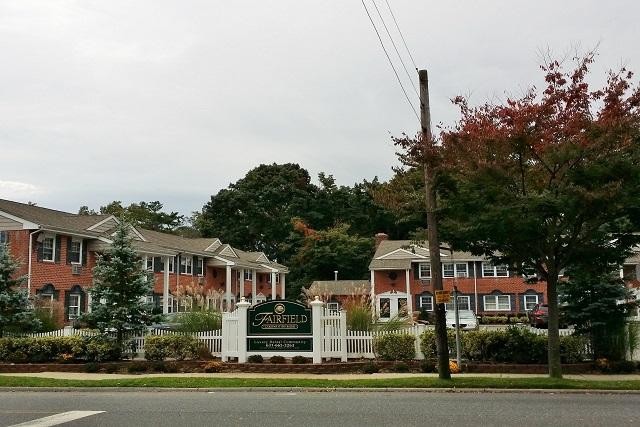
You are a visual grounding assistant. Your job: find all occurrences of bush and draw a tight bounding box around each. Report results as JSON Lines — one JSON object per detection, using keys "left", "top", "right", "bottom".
{"left": 173, "top": 310, "right": 222, "bottom": 333}
{"left": 420, "top": 329, "right": 457, "bottom": 359}
{"left": 269, "top": 355, "right": 286, "bottom": 364}
{"left": 0, "top": 336, "right": 86, "bottom": 363}
{"left": 390, "top": 362, "right": 410, "bottom": 372}
{"left": 247, "top": 354, "right": 264, "bottom": 363}
{"left": 144, "top": 335, "right": 204, "bottom": 361}
{"left": 291, "top": 355, "right": 310, "bottom": 364}
{"left": 362, "top": 361, "right": 379, "bottom": 374}
{"left": 608, "top": 360, "right": 636, "bottom": 374}
{"left": 84, "top": 336, "right": 122, "bottom": 362}
{"left": 420, "top": 360, "right": 436, "bottom": 373}
{"left": 84, "top": 362, "right": 100, "bottom": 373}
{"left": 127, "top": 361, "right": 149, "bottom": 373}
{"left": 374, "top": 333, "right": 416, "bottom": 361}
{"left": 203, "top": 361, "right": 224, "bottom": 373}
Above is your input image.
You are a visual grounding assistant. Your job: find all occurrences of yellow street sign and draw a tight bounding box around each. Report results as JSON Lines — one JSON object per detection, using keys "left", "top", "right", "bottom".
{"left": 435, "top": 290, "right": 451, "bottom": 304}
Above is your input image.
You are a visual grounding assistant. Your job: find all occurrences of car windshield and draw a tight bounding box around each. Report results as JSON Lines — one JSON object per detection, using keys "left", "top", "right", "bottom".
{"left": 447, "top": 310, "right": 475, "bottom": 320}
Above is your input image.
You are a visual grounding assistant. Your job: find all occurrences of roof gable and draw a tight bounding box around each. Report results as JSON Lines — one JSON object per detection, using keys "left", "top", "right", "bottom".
{"left": 87, "top": 216, "right": 119, "bottom": 233}
{"left": 205, "top": 239, "right": 222, "bottom": 252}
{"left": 377, "top": 248, "right": 427, "bottom": 260}
{"left": 219, "top": 244, "right": 238, "bottom": 258}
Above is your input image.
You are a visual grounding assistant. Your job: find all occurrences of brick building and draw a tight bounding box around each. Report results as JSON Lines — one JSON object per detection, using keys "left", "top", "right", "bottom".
{"left": 0, "top": 199, "right": 288, "bottom": 324}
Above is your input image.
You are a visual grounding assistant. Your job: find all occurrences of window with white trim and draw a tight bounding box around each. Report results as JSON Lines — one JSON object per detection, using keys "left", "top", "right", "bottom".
{"left": 327, "top": 302, "right": 339, "bottom": 312}
{"left": 419, "top": 295, "right": 433, "bottom": 311}
{"left": 244, "top": 269, "right": 253, "bottom": 281}
{"left": 145, "top": 256, "right": 154, "bottom": 271}
{"left": 68, "top": 294, "right": 81, "bottom": 319}
{"left": 484, "top": 294, "right": 511, "bottom": 311}
{"left": 69, "top": 239, "right": 82, "bottom": 264}
{"left": 180, "top": 256, "right": 193, "bottom": 275}
{"left": 160, "top": 257, "right": 175, "bottom": 273}
{"left": 42, "top": 236, "right": 54, "bottom": 262}
{"left": 443, "top": 262, "right": 468, "bottom": 278}
{"left": 196, "top": 257, "right": 204, "bottom": 276}
{"left": 418, "top": 263, "right": 431, "bottom": 279}
{"left": 482, "top": 262, "right": 509, "bottom": 277}
{"left": 445, "top": 296, "right": 471, "bottom": 311}
{"left": 524, "top": 294, "right": 539, "bottom": 311}
{"left": 0, "top": 231, "right": 7, "bottom": 245}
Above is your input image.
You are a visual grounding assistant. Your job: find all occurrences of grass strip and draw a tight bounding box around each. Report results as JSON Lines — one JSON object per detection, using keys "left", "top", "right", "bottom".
{"left": 0, "top": 376, "right": 640, "bottom": 390}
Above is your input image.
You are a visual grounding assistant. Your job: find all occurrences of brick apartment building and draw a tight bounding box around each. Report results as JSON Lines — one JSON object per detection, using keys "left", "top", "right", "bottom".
{"left": 0, "top": 199, "right": 288, "bottom": 324}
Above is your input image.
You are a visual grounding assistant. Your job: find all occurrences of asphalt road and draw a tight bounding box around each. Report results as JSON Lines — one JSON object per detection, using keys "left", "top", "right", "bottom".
{"left": 0, "top": 390, "right": 639, "bottom": 427}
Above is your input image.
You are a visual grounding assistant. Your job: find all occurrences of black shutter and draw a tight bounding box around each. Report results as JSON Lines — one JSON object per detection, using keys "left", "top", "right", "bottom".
{"left": 36, "top": 239, "right": 43, "bottom": 262}
{"left": 66, "top": 237, "right": 72, "bottom": 265}
{"left": 54, "top": 235, "right": 61, "bottom": 263}
{"left": 64, "top": 291, "right": 70, "bottom": 321}
{"left": 153, "top": 257, "right": 162, "bottom": 273}
{"left": 80, "top": 290, "right": 86, "bottom": 315}
{"left": 413, "top": 263, "right": 419, "bottom": 279}
{"left": 193, "top": 256, "right": 197, "bottom": 276}
{"left": 82, "top": 240, "right": 88, "bottom": 266}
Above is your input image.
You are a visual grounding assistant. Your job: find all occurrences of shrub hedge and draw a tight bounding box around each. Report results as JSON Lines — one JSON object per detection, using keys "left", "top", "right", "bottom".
{"left": 0, "top": 336, "right": 121, "bottom": 363}
{"left": 420, "top": 327, "right": 590, "bottom": 364}
{"left": 144, "top": 335, "right": 204, "bottom": 361}
{"left": 373, "top": 333, "right": 416, "bottom": 361}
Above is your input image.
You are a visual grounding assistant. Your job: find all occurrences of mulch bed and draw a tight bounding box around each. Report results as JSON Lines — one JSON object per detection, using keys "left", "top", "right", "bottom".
{"left": 0, "top": 360, "right": 598, "bottom": 375}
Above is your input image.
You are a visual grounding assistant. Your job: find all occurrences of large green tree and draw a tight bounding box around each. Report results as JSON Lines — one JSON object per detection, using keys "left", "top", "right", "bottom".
{"left": 0, "top": 244, "right": 39, "bottom": 337}
{"left": 84, "top": 222, "right": 159, "bottom": 347}
{"left": 288, "top": 222, "right": 375, "bottom": 300}
{"left": 80, "top": 201, "right": 185, "bottom": 233}
{"left": 437, "top": 54, "right": 640, "bottom": 378}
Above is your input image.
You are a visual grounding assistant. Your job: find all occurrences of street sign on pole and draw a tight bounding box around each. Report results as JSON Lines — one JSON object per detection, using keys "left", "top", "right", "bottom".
{"left": 435, "top": 290, "right": 451, "bottom": 304}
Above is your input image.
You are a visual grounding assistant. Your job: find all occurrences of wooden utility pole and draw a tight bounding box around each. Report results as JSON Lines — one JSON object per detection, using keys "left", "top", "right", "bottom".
{"left": 419, "top": 69, "right": 450, "bottom": 380}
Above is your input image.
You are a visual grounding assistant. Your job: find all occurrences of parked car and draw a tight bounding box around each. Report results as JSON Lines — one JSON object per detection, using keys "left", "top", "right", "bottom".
{"left": 445, "top": 309, "right": 478, "bottom": 330}
{"left": 528, "top": 304, "right": 570, "bottom": 329}
{"left": 528, "top": 304, "right": 549, "bottom": 328}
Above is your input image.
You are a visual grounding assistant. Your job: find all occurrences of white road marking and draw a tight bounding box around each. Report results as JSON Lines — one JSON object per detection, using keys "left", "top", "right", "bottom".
{"left": 8, "top": 410, "right": 105, "bottom": 427}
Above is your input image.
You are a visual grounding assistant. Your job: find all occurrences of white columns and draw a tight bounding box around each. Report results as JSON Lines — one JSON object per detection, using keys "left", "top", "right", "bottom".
{"left": 163, "top": 256, "right": 170, "bottom": 314}
{"left": 251, "top": 269, "right": 257, "bottom": 305}
{"left": 280, "top": 273, "right": 286, "bottom": 299}
{"left": 239, "top": 268, "right": 245, "bottom": 302}
{"left": 405, "top": 268, "right": 413, "bottom": 316}
{"left": 235, "top": 297, "right": 251, "bottom": 363}
{"left": 310, "top": 296, "right": 324, "bottom": 364}
{"left": 225, "top": 265, "right": 232, "bottom": 311}
{"left": 271, "top": 271, "right": 277, "bottom": 300}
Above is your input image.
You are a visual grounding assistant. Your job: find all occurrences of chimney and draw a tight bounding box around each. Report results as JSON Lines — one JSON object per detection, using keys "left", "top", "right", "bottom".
{"left": 375, "top": 232, "right": 389, "bottom": 249}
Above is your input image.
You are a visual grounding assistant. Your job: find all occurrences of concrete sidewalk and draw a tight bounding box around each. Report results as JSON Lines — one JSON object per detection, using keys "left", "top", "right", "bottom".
{"left": 2, "top": 372, "right": 640, "bottom": 381}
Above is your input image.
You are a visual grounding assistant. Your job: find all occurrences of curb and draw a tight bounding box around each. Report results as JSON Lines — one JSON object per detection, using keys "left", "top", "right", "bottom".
{"left": 3, "top": 387, "right": 640, "bottom": 394}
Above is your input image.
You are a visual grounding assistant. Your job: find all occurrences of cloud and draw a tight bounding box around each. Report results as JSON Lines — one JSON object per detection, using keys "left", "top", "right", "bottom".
{"left": 0, "top": 181, "right": 44, "bottom": 201}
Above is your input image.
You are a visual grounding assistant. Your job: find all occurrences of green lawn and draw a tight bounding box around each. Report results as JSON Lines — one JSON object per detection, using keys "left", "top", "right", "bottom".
{"left": 1, "top": 376, "right": 639, "bottom": 390}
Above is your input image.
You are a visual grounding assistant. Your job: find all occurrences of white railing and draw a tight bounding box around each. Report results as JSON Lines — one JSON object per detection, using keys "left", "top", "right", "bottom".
{"left": 221, "top": 308, "right": 240, "bottom": 361}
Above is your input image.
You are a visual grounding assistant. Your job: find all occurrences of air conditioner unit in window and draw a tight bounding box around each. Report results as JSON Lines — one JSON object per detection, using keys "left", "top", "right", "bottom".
{"left": 71, "top": 265, "right": 82, "bottom": 275}
{"left": 420, "top": 279, "right": 431, "bottom": 286}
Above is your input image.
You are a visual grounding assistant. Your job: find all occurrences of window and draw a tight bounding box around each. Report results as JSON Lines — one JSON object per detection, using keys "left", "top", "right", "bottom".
{"left": 160, "top": 257, "right": 174, "bottom": 273}
{"left": 418, "top": 263, "right": 431, "bottom": 279}
{"left": 68, "top": 294, "right": 81, "bottom": 319}
{"left": 484, "top": 294, "right": 511, "bottom": 311}
{"left": 524, "top": 294, "right": 539, "bottom": 311}
{"left": 145, "top": 256, "right": 154, "bottom": 271}
{"left": 482, "top": 262, "right": 509, "bottom": 277}
{"left": 327, "top": 302, "right": 339, "bottom": 312}
{"left": 159, "top": 295, "right": 174, "bottom": 313}
{"left": 442, "top": 263, "right": 468, "bottom": 278}
{"left": 69, "top": 240, "right": 82, "bottom": 264}
{"left": 196, "top": 257, "right": 204, "bottom": 276}
{"left": 180, "top": 256, "right": 193, "bottom": 275}
{"left": 419, "top": 295, "right": 434, "bottom": 311}
{"left": 0, "top": 231, "right": 7, "bottom": 245}
{"left": 445, "top": 296, "right": 471, "bottom": 311}
{"left": 42, "top": 236, "right": 54, "bottom": 262}
{"left": 244, "top": 269, "right": 253, "bottom": 281}
{"left": 379, "top": 297, "right": 390, "bottom": 319}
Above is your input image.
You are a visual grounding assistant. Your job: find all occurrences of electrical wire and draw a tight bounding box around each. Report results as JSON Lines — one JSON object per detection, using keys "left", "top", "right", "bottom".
{"left": 361, "top": 0, "right": 420, "bottom": 122}
{"left": 370, "top": 0, "right": 419, "bottom": 96}
{"left": 384, "top": 0, "right": 418, "bottom": 71}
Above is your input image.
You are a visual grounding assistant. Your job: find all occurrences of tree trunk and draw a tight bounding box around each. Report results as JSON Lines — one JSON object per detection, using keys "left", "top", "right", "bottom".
{"left": 424, "top": 163, "right": 451, "bottom": 380}
{"left": 546, "top": 275, "right": 562, "bottom": 378}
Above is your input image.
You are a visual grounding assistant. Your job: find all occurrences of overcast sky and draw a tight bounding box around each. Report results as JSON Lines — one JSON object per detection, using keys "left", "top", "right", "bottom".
{"left": 1, "top": 1, "right": 638, "bottom": 216}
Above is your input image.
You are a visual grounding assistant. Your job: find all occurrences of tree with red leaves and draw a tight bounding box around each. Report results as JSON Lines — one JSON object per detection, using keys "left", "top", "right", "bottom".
{"left": 436, "top": 53, "right": 640, "bottom": 378}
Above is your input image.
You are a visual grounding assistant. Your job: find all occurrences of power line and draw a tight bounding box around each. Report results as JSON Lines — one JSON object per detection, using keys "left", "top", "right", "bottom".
{"left": 370, "top": 0, "right": 419, "bottom": 96}
{"left": 384, "top": 0, "right": 418, "bottom": 71}
{"left": 361, "top": 0, "right": 420, "bottom": 122}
